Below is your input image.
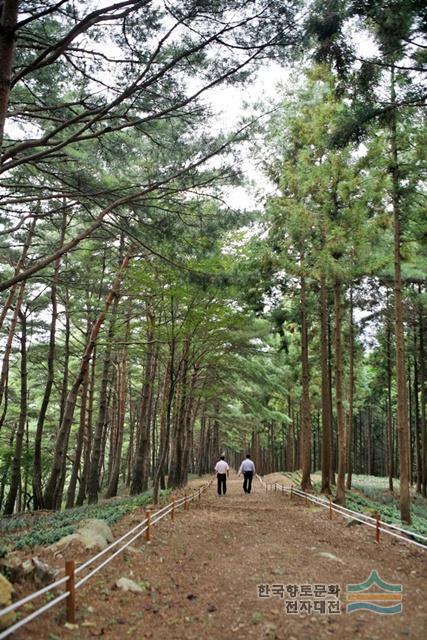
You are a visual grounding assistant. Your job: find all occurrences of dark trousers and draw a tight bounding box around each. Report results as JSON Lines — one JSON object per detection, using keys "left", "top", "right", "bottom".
{"left": 243, "top": 471, "right": 253, "bottom": 494}
{"left": 217, "top": 473, "right": 227, "bottom": 495}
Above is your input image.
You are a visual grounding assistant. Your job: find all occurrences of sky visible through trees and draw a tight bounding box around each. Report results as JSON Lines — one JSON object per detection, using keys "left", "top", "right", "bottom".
{"left": 0, "top": 0, "right": 425, "bottom": 530}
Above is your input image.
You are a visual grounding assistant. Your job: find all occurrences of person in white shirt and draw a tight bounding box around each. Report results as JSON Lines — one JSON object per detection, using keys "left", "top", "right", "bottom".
{"left": 238, "top": 454, "right": 256, "bottom": 494}
{"left": 214, "top": 455, "right": 230, "bottom": 496}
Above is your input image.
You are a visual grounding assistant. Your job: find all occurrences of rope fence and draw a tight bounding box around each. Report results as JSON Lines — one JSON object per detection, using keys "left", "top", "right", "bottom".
{"left": 0, "top": 479, "right": 213, "bottom": 639}
{"left": 2, "top": 474, "right": 424, "bottom": 637}
{"left": 256, "top": 475, "right": 427, "bottom": 551}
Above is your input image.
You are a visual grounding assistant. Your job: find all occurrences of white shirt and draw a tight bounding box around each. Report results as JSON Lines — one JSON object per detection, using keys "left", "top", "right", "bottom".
{"left": 239, "top": 459, "right": 255, "bottom": 474}
{"left": 215, "top": 460, "right": 229, "bottom": 474}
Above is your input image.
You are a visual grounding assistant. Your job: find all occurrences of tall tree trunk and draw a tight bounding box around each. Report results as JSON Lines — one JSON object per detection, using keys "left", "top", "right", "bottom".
{"left": 287, "top": 395, "right": 294, "bottom": 471}
{"left": 125, "top": 397, "right": 136, "bottom": 487}
{"left": 4, "top": 310, "right": 27, "bottom": 515}
{"left": 300, "top": 275, "right": 311, "bottom": 491}
{"left": 328, "top": 312, "right": 336, "bottom": 485}
{"left": 386, "top": 306, "right": 394, "bottom": 492}
{"left": 333, "top": 279, "right": 346, "bottom": 505}
{"left": 33, "top": 221, "right": 64, "bottom": 509}
{"left": 168, "top": 339, "right": 190, "bottom": 488}
{"left": 0, "top": 0, "right": 19, "bottom": 152}
{"left": 408, "top": 361, "right": 413, "bottom": 486}
{"left": 413, "top": 327, "right": 422, "bottom": 493}
{"left": 87, "top": 292, "right": 120, "bottom": 504}
{"left": 130, "top": 304, "right": 155, "bottom": 495}
{"left": 106, "top": 387, "right": 117, "bottom": 486}
{"left": 212, "top": 408, "right": 220, "bottom": 469}
{"left": 153, "top": 304, "right": 177, "bottom": 502}
{"left": 65, "top": 353, "right": 90, "bottom": 509}
{"left": 346, "top": 287, "right": 354, "bottom": 490}
{"left": 76, "top": 344, "right": 96, "bottom": 506}
{"left": 181, "top": 362, "right": 201, "bottom": 485}
{"left": 153, "top": 351, "right": 175, "bottom": 503}
{"left": 198, "top": 407, "right": 207, "bottom": 476}
{"left": 0, "top": 217, "right": 36, "bottom": 334}
{"left": 105, "top": 311, "right": 130, "bottom": 498}
{"left": 143, "top": 342, "right": 158, "bottom": 487}
{"left": 390, "top": 66, "right": 411, "bottom": 524}
{"left": 0, "top": 279, "right": 26, "bottom": 427}
{"left": 23, "top": 418, "right": 30, "bottom": 511}
{"left": 320, "top": 274, "right": 332, "bottom": 493}
{"left": 151, "top": 383, "right": 160, "bottom": 483}
{"left": 169, "top": 386, "right": 186, "bottom": 486}
{"left": 418, "top": 292, "right": 426, "bottom": 497}
{"left": 44, "top": 250, "right": 132, "bottom": 510}
{"left": 367, "top": 408, "right": 372, "bottom": 475}
{"left": 0, "top": 423, "right": 16, "bottom": 509}
{"left": 59, "top": 291, "right": 70, "bottom": 424}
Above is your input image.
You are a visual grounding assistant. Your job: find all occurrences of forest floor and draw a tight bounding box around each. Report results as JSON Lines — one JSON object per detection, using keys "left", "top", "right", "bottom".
{"left": 11, "top": 473, "right": 427, "bottom": 640}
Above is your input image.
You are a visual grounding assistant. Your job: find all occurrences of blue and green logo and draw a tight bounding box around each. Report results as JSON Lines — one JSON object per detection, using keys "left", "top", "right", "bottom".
{"left": 346, "top": 570, "right": 402, "bottom": 615}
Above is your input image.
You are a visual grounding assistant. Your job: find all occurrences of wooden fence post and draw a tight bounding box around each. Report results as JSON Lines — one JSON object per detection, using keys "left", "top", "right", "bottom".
{"left": 145, "top": 509, "right": 151, "bottom": 542}
{"left": 171, "top": 496, "right": 176, "bottom": 520}
{"left": 375, "top": 513, "right": 380, "bottom": 543}
{"left": 65, "top": 560, "right": 76, "bottom": 624}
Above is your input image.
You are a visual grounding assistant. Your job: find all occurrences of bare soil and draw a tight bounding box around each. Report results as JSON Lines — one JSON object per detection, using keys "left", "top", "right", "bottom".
{"left": 11, "top": 473, "right": 427, "bottom": 640}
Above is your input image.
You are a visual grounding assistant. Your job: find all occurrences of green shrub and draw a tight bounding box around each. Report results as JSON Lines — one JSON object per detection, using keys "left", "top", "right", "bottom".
{"left": 310, "top": 476, "right": 426, "bottom": 542}
{"left": 1, "top": 490, "right": 170, "bottom": 551}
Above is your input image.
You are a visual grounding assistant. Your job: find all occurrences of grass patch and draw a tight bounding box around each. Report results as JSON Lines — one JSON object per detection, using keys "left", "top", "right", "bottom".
{"left": 310, "top": 476, "right": 427, "bottom": 540}
{"left": 0, "top": 490, "right": 170, "bottom": 551}
{"left": 350, "top": 475, "right": 427, "bottom": 521}
{"left": 277, "top": 470, "right": 427, "bottom": 541}
{"left": 345, "top": 490, "right": 427, "bottom": 538}
{"left": 282, "top": 471, "right": 303, "bottom": 485}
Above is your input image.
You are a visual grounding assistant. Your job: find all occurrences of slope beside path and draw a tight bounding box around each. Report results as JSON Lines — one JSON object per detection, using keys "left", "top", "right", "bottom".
{"left": 15, "top": 473, "right": 427, "bottom": 639}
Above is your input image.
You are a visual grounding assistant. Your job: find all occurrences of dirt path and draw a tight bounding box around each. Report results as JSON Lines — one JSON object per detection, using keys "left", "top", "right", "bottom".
{"left": 16, "top": 473, "right": 426, "bottom": 639}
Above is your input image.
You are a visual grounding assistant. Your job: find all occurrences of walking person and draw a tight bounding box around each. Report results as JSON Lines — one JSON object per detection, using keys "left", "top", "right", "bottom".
{"left": 215, "top": 455, "right": 229, "bottom": 496}
{"left": 238, "top": 454, "right": 255, "bottom": 494}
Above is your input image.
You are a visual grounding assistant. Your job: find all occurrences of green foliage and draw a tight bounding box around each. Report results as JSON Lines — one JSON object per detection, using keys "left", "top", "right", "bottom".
{"left": 349, "top": 475, "right": 427, "bottom": 523}
{"left": 310, "top": 476, "right": 427, "bottom": 540}
{"left": 345, "top": 492, "right": 427, "bottom": 540}
{"left": 279, "top": 471, "right": 427, "bottom": 540}
{"left": 282, "top": 471, "right": 303, "bottom": 485}
{"left": 0, "top": 491, "right": 166, "bottom": 550}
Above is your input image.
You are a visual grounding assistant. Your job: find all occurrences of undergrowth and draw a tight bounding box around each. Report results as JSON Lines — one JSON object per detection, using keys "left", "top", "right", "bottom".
{"left": 0, "top": 490, "right": 170, "bottom": 551}
{"left": 278, "top": 471, "right": 427, "bottom": 541}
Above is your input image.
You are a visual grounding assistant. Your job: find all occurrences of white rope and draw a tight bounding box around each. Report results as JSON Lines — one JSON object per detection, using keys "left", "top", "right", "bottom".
{"left": 0, "top": 591, "right": 70, "bottom": 639}
{"left": 377, "top": 519, "right": 427, "bottom": 541}
{"left": 75, "top": 524, "right": 149, "bottom": 588}
{"left": 375, "top": 525, "right": 427, "bottom": 549}
{"left": 289, "top": 484, "right": 427, "bottom": 541}
{"left": 75, "top": 516, "right": 149, "bottom": 574}
{"left": 323, "top": 500, "right": 377, "bottom": 522}
{"left": 151, "top": 506, "right": 173, "bottom": 524}
{"left": 272, "top": 482, "right": 427, "bottom": 551}
{"left": 0, "top": 481, "right": 211, "bottom": 634}
{"left": 75, "top": 484, "right": 207, "bottom": 588}
{"left": 76, "top": 496, "right": 187, "bottom": 574}
{"left": 0, "top": 574, "right": 69, "bottom": 617}
{"left": 331, "top": 510, "right": 427, "bottom": 550}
